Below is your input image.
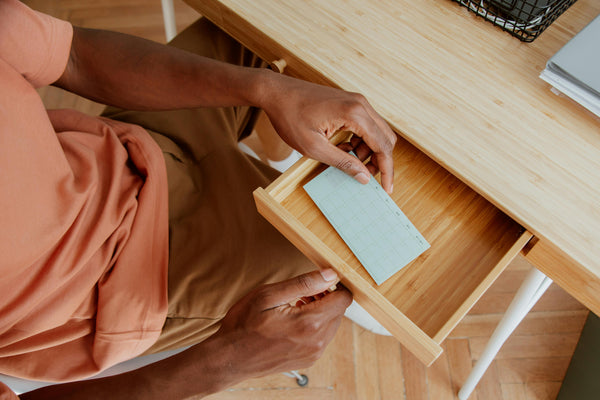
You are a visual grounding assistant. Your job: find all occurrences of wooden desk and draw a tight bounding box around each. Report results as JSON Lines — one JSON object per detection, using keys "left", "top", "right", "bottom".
{"left": 184, "top": 0, "right": 600, "bottom": 354}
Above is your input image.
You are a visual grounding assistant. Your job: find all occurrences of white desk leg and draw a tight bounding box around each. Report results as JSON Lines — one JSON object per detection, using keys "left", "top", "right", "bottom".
{"left": 161, "top": 0, "right": 177, "bottom": 42}
{"left": 458, "top": 267, "right": 553, "bottom": 400}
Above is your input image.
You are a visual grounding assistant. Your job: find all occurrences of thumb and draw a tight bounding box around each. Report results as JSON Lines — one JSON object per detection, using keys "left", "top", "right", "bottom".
{"left": 258, "top": 269, "right": 339, "bottom": 310}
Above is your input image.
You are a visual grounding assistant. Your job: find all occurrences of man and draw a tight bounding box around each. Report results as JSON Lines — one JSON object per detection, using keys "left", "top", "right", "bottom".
{"left": 0, "top": 0, "right": 396, "bottom": 398}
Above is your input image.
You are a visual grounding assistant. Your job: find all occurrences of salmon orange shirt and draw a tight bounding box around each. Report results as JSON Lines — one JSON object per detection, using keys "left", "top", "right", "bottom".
{"left": 0, "top": 0, "right": 169, "bottom": 395}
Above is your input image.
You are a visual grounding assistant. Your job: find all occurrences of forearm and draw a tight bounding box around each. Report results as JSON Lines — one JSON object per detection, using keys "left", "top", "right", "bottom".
{"left": 20, "top": 335, "right": 240, "bottom": 400}
{"left": 54, "top": 25, "right": 397, "bottom": 189}
{"left": 54, "top": 27, "right": 273, "bottom": 111}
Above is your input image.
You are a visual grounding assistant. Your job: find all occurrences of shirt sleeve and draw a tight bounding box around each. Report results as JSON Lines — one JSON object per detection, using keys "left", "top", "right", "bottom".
{"left": 0, "top": 0, "right": 73, "bottom": 87}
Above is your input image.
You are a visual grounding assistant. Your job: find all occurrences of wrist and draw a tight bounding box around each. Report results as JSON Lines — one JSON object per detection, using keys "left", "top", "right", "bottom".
{"left": 176, "top": 333, "right": 245, "bottom": 396}
{"left": 247, "top": 67, "right": 286, "bottom": 110}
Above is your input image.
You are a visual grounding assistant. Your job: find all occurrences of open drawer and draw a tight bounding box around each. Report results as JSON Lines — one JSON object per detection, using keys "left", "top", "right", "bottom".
{"left": 253, "top": 132, "right": 532, "bottom": 366}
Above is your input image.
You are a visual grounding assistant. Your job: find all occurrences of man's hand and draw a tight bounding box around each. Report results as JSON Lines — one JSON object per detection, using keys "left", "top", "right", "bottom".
{"left": 258, "top": 73, "right": 397, "bottom": 194}
{"left": 213, "top": 268, "right": 352, "bottom": 381}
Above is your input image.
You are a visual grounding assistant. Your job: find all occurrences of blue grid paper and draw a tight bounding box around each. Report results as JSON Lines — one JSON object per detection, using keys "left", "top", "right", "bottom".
{"left": 303, "top": 165, "right": 430, "bottom": 285}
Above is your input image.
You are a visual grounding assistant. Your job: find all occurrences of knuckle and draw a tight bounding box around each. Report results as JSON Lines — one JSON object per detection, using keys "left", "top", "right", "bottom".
{"left": 336, "top": 292, "right": 353, "bottom": 309}
{"left": 308, "top": 319, "right": 323, "bottom": 333}
{"left": 349, "top": 91, "right": 366, "bottom": 103}
{"left": 387, "top": 130, "right": 398, "bottom": 146}
{"left": 345, "top": 100, "right": 366, "bottom": 116}
{"left": 301, "top": 134, "right": 324, "bottom": 155}
{"left": 382, "top": 134, "right": 396, "bottom": 153}
{"left": 373, "top": 129, "right": 396, "bottom": 155}
{"left": 335, "top": 157, "right": 355, "bottom": 172}
{"left": 314, "top": 338, "right": 327, "bottom": 352}
{"left": 297, "top": 317, "right": 323, "bottom": 336}
{"left": 344, "top": 293, "right": 353, "bottom": 307}
{"left": 300, "top": 320, "right": 320, "bottom": 335}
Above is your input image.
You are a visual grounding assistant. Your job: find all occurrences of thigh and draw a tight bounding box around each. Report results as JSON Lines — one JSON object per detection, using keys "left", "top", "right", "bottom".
{"left": 145, "top": 136, "right": 315, "bottom": 353}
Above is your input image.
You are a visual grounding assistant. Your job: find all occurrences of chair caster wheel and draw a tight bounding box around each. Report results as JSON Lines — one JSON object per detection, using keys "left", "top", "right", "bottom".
{"left": 296, "top": 374, "right": 309, "bottom": 387}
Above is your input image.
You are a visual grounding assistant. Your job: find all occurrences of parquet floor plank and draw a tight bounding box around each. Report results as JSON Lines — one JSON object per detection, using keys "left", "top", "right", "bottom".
{"left": 401, "top": 345, "right": 428, "bottom": 400}
{"left": 427, "top": 343, "right": 455, "bottom": 400}
{"left": 204, "top": 388, "right": 335, "bottom": 400}
{"left": 450, "top": 310, "right": 588, "bottom": 338}
{"left": 330, "top": 319, "right": 358, "bottom": 400}
{"left": 446, "top": 339, "right": 477, "bottom": 400}
{"left": 525, "top": 382, "right": 562, "bottom": 400}
{"left": 470, "top": 333, "right": 580, "bottom": 360}
{"left": 501, "top": 383, "right": 528, "bottom": 400}
{"left": 354, "top": 326, "right": 382, "bottom": 400}
{"left": 497, "top": 357, "right": 571, "bottom": 383}
{"left": 475, "top": 361, "right": 503, "bottom": 400}
{"left": 375, "top": 335, "right": 404, "bottom": 400}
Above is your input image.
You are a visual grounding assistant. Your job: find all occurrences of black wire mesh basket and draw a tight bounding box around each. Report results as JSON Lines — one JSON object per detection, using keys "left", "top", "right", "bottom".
{"left": 454, "top": 0, "right": 578, "bottom": 42}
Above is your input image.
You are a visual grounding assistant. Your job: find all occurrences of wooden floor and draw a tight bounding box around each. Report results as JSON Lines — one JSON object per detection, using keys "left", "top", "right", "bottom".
{"left": 25, "top": 1, "right": 588, "bottom": 399}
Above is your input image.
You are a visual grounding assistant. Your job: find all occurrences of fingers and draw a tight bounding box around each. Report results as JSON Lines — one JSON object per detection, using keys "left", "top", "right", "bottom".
{"left": 257, "top": 269, "right": 341, "bottom": 310}
{"left": 336, "top": 136, "right": 393, "bottom": 186}
{"left": 286, "top": 287, "right": 352, "bottom": 360}
{"left": 374, "top": 152, "right": 394, "bottom": 193}
{"left": 312, "top": 143, "right": 372, "bottom": 185}
{"left": 347, "top": 130, "right": 395, "bottom": 194}
{"left": 318, "top": 98, "right": 395, "bottom": 193}
{"left": 296, "top": 286, "right": 352, "bottom": 316}
{"left": 347, "top": 96, "right": 397, "bottom": 193}
{"left": 337, "top": 136, "right": 373, "bottom": 162}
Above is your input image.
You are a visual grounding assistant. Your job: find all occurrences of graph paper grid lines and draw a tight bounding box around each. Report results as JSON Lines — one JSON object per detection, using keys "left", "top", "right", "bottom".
{"left": 303, "top": 165, "right": 430, "bottom": 285}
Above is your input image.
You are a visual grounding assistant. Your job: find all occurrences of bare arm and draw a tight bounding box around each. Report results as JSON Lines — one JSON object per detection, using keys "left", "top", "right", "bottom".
{"left": 55, "top": 26, "right": 396, "bottom": 191}
{"left": 54, "top": 27, "right": 264, "bottom": 111}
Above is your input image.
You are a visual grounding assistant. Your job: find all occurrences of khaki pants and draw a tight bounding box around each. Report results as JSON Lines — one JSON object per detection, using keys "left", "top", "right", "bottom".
{"left": 104, "top": 19, "right": 314, "bottom": 353}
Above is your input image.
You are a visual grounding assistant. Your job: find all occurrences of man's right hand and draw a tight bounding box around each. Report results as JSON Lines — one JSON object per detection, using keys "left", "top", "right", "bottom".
{"left": 209, "top": 269, "right": 352, "bottom": 383}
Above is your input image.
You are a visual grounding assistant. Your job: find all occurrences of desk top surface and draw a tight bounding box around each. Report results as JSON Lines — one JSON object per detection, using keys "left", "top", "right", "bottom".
{"left": 187, "top": 0, "right": 600, "bottom": 279}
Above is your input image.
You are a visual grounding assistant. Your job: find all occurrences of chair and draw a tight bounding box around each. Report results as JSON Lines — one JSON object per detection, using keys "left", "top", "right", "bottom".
{"left": 1, "top": 344, "right": 309, "bottom": 394}
{"left": 161, "top": 0, "right": 177, "bottom": 42}
{"left": 0, "top": 347, "right": 189, "bottom": 395}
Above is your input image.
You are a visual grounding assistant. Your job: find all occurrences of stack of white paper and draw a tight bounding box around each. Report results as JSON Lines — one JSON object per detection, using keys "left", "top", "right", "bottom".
{"left": 540, "top": 14, "right": 600, "bottom": 118}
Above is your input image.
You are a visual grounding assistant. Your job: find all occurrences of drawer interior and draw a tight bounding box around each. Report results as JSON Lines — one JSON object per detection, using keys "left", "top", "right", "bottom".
{"left": 255, "top": 131, "right": 530, "bottom": 364}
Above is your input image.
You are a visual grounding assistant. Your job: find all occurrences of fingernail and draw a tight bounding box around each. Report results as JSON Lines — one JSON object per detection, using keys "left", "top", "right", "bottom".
{"left": 354, "top": 172, "right": 370, "bottom": 184}
{"left": 320, "top": 268, "right": 338, "bottom": 282}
